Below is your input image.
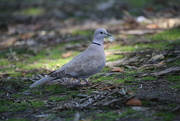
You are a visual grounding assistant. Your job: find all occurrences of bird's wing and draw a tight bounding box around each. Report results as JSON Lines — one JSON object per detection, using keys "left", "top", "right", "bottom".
{"left": 50, "top": 51, "right": 105, "bottom": 78}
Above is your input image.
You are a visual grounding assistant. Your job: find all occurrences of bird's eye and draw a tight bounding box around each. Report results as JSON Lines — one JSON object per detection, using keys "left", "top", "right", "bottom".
{"left": 100, "top": 32, "right": 103, "bottom": 34}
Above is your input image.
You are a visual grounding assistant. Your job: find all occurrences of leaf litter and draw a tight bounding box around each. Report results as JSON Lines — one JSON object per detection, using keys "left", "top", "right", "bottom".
{"left": 0, "top": 0, "right": 180, "bottom": 120}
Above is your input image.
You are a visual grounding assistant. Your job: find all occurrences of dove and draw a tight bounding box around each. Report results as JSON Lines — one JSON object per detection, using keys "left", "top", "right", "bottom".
{"left": 30, "top": 28, "right": 111, "bottom": 88}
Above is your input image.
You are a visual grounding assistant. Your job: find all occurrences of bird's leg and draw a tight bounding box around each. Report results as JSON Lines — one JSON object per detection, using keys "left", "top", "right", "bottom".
{"left": 60, "top": 78, "right": 65, "bottom": 82}
{"left": 76, "top": 78, "right": 81, "bottom": 85}
{"left": 82, "top": 78, "right": 89, "bottom": 85}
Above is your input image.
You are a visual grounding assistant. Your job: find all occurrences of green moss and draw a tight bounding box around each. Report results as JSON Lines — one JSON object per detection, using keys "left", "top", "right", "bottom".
{"left": 106, "top": 55, "right": 124, "bottom": 62}
{"left": 12, "top": 93, "right": 24, "bottom": 98}
{"left": 92, "top": 73, "right": 136, "bottom": 84}
{"left": 92, "top": 75, "right": 115, "bottom": 83}
{"left": 0, "top": 59, "right": 11, "bottom": 66}
{"left": 142, "top": 76, "right": 157, "bottom": 81}
{"left": 29, "top": 100, "right": 45, "bottom": 108}
{"left": 49, "top": 95, "right": 71, "bottom": 102}
{"left": 167, "top": 103, "right": 178, "bottom": 108}
{"left": 0, "top": 100, "right": 29, "bottom": 113}
{"left": 106, "top": 43, "right": 136, "bottom": 52}
{"left": 95, "top": 111, "right": 119, "bottom": 121}
{"left": 71, "top": 30, "right": 93, "bottom": 36}
{"left": 142, "top": 100, "right": 151, "bottom": 106}
{"left": 102, "top": 67, "right": 111, "bottom": 72}
{"left": 154, "top": 112, "right": 175, "bottom": 121}
{"left": 150, "top": 28, "right": 180, "bottom": 41}
{"left": 115, "top": 76, "right": 135, "bottom": 83}
{"left": 171, "top": 84, "right": 180, "bottom": 89}
{"left": 46, "top": 84, "right": 67, "bottom": 94}
{"left": 0, "top": 99, "right": 45, "bottom": 113}
{"left": 10, "top": 72, "right": 22, "bottom": 77}
{"left": 126, "top": 0, "right": 153, "bottom": 7}
{"left": 106, "top": 44, "right": 121, "bottom": 51}
{"left": 7, "top": 118, "right": 29, "bottom": 121}
{"left": 168, "top": 59, "right": 180, "bottom": 66}
{"left": 119, "top": 108, "right": 136, "bottom": 117}
{"left": 61, "top": 110, "right": 76, "bottom": 115}
{"left": 20, "top": 7, "right": 44, "bottom": 16}
{"left": 167, "top": 75, "right": 180, "bottom": 82}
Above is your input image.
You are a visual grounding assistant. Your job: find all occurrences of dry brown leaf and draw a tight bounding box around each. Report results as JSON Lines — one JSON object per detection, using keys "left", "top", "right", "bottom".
{"left": 158, "top": 61, "right": 165, "bottom": 65}
{"left": 125, "top": 98, "right": 142, "bottom": 106}
{"left": 22, "top": 73, "right": 27, "bottom": 76}
{"left": 19, "top": 33, "right": 34, "bottom": 40}
{"left": 62, "top": 51, "right": 72, "bottom": 58}
{"left": 0, "top": 37, "right": 17, "bottom": 49}
{"left": 100, "top": 86, "right": 116, "bottom": 90}
{"left": 146, "top": 24, "right": 159, "bottom": 29}
{"left": 105, "top": 51, "right": 114, "bottom": 56}
{"left": 111, "top": 67, "right": 124, "bottom": 72}
{"left": 127, "top": 91, "right": 134, "bottom": 95}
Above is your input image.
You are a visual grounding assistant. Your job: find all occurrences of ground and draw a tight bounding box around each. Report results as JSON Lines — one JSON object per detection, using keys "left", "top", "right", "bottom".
{"left": 0, "top": 0, "right": 180, "bottom": 121}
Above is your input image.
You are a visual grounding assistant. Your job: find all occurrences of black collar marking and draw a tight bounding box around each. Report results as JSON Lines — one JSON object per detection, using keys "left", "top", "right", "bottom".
{"left": 92, "top": 42, "right": 101, "bottom": 46}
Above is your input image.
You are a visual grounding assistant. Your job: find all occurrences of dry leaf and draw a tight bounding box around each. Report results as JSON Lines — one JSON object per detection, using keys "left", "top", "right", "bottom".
{"left": 146, "top": 24, "right": 159, "bottom": 29}
{"left": 125, "top": 98, "right": 142, "bottom": 106}
{"left": 0, "top": 37, "right": 17, "bottom": 48}
{"left": 22, "top": 73, "right": 27, "bottom": 76}
{"left": 158, "top": 61, "right": 164, "bottom": 65}
{"left": 100, "top": 86, "right": 116, "bottom": 90}
{"left": 127, "top": 91, "right": 134, "bottom": 95}
{"left": 19, "top": 33, "right": 34, "bottom": 40}
{"left": 111, "top": 67, "right": 124, "bottom": 72}
{"left": 62, "top": 51, "right": 72, "bottom": 58}
{"left": 105, "top": 51, "right": 114, "bottom": 56}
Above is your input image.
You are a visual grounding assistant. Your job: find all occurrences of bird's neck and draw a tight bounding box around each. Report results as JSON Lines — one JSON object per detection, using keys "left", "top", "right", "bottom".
{"left": 92, "top": 38, "right": 104, "bottom": 46}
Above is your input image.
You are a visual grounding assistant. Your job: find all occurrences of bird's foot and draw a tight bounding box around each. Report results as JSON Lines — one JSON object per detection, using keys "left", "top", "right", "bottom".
{"left": 81, "top": 78, "right": 89, "bottom": 86}
{"left": 73, "top": 78, "right": 89, "bottom": 86}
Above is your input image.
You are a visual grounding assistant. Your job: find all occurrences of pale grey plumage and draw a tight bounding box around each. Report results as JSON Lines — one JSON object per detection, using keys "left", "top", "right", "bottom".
{"left": 30, "top": 28, "right": 111, "bottom": 88}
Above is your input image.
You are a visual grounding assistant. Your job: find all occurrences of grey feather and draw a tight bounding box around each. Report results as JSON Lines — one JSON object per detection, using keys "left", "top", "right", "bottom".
{"left": 30, "top": 76, "right": 56, "bottom": 88}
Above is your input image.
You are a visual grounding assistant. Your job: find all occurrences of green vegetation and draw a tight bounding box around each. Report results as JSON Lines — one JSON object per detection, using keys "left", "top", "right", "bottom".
{"left": 142, "top": 100, "right": 151, "bottom": 106}
{"left": 0, "top": 17, "right": 179, "bottom": 121}
{"left": 115, "top": 76, "right": 136, "bottom": 83}
{"left": 150, "top": 28, "right": 180, "bottom": 41}
{"left": 0, "top": 99, "right": 45, "bottom": 113}
{"left": 7, "top": 118, "right": 29, "bottom": 121}
{"left": 125, "top": 0, "right": 153, "bottom": 7}
{"left": 95, "top": 111, "right": 120, "bottom": 121}
{"left": 167, "top": 103, "right": 178, "bottom": 109}
{"left": 167, "top": 75, "right": 180, "bottom": 89}
{"left": 20, "top": 7, "right": 45, "bottom": 16}
{"left": 106, "top": 54, "right": 124, "bottom": 62}
{"left": 171, "top": 84, "right": 180, "bottom": 89}
{"left": 46, "top": 84, "right": 67, "bottom": 94}
{"left": 71, "top": 29, "right": 94, "bottom": 36}
{"left": 119, "top": 108, "right": 136, "bottom": 117}
{"left": 0, "top": 100, "right": 29, "bottom": 113}
{"left": 142, "top": 76, "right": 157, "bottom": 81}
{"left": 168, "top": 59, "right": 180, "bottom": 66}
{"left": 0, "top": 59, "right": 11, "bottom": 66}
{"left": 167, "top": 75, "right": 180, "bottom": 82}
{"left": 49, "top": 95, "right": 71, "bottom": 102}
{"left": 29, "top": 100, "right": 45, "bottom": 108}
{"left": 154, "top": 112, "right": 175, "bottom": 121}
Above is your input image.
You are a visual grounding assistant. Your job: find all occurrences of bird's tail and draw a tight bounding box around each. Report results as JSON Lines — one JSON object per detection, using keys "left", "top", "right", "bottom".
{"left": 30, "top": 76, "right": 56, "bottom": 88}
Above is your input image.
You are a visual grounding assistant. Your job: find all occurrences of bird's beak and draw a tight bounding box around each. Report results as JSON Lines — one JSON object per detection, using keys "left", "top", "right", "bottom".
{"left": 106, "top": 33, "right": 112, "bottom": 36}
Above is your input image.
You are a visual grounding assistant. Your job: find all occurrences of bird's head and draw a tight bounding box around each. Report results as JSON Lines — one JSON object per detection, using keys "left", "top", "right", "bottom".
{"left": 94, "top": 28, "right": 111, "bottom": 39}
